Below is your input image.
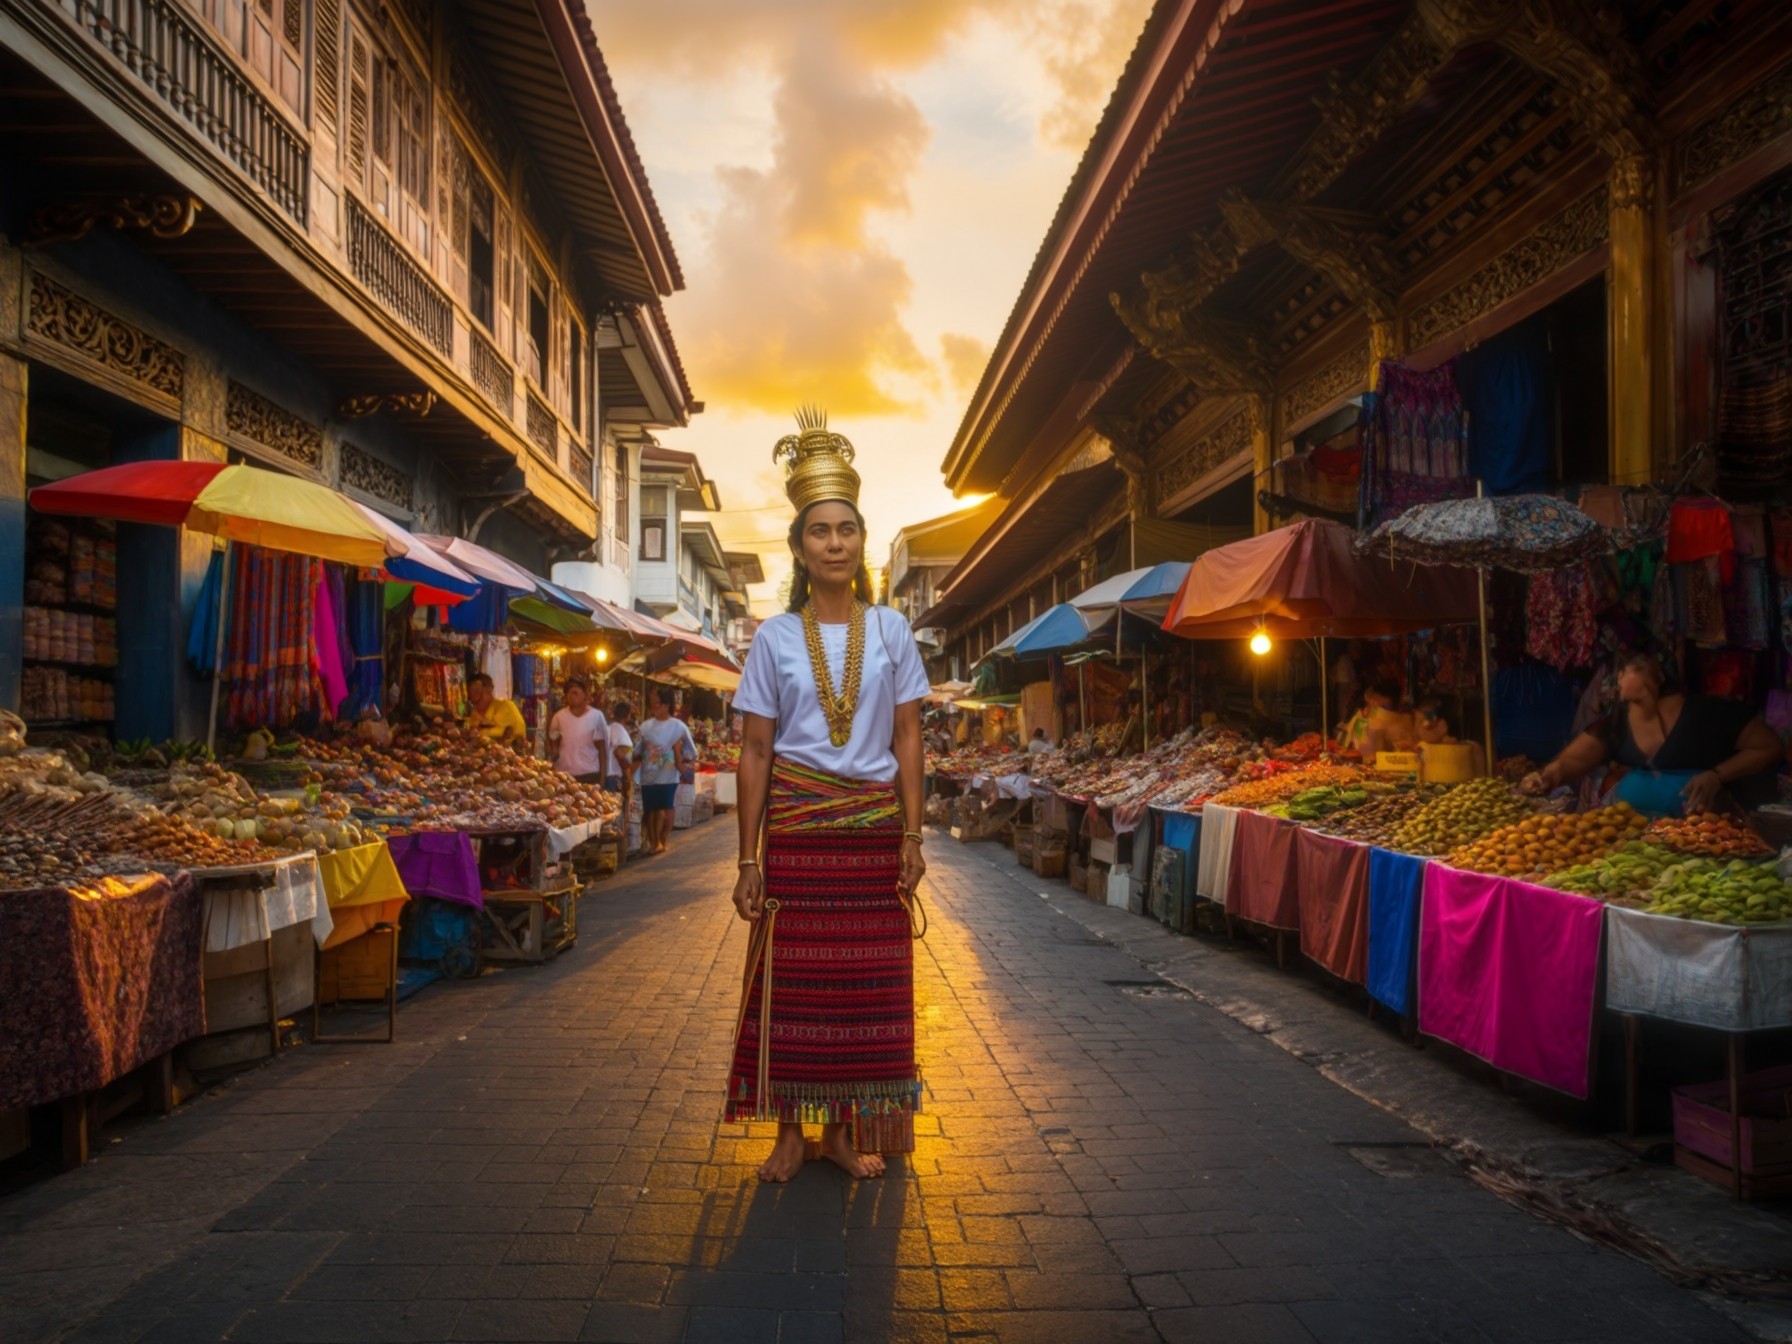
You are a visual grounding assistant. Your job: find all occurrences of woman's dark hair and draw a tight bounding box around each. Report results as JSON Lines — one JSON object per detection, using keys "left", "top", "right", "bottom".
{"left": 1621, "top": 652, "right": 1681, "bottom": 696}
{"left": 609, "top": 699, "right": 633, "bottom": 722}
{"left": 787, "top": 501, "right": 876, "bottom": 612}
{"left": 655, "top": 686, "right": 678, "bottom": 709}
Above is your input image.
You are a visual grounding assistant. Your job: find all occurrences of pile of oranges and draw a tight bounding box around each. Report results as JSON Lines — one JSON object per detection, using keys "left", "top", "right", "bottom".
{"left": 1446, "top": 803, "right": 1648, "bottom": 879}
{"left": 1645, "top": 811, "right": 1773, "bottom": 859}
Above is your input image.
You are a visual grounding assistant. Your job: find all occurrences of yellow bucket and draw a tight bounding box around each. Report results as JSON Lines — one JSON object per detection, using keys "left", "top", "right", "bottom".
{"left": 1420, "top": 743, "right": 1476, "bottom": 784}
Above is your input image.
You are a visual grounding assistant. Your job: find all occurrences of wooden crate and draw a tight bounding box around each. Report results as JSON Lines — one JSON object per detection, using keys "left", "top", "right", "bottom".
{"left": 1085, "top": 860, "right": 1110, "bottom": 900}
{"left": 1673, "top": 1063, "right": 1792, "bottom": 1199}
{"left": 1034, "top": 849, "right": 1068, "bottom": 879}
{"left": 1014, "top": 823, "right": 1035, "bottom": 867}
{"left": 482, "top": 884, "right": 580, "bottom": 963}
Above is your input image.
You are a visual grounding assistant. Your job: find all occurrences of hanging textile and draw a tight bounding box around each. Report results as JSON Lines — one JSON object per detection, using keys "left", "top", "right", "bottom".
{"left": 223, "top": 547, "right": 326, "bottom": 730}
{"left": 1272, "top": 424, "right": 1361, "bottom": 518}
{"left": 447, "top": 584, "right": 508, "bottom": 634}
{"left": 1360, "top": 360, "right": 1472, "bottom": 526}
{"left": 1525, "top": 562, "right": 1597, "bottom": 672}
{"left": 1679, "top": 556, "right": 1729, "bottom": 647}
{"left": 478, "top": 635, "right": 513, "bottom": 700}
{"left": 1666, "top": 499, "right": 1736, "bottom": 583}
{"left": 312, "top": 571, "right": 350, "bottom": 718}
{"left": 186, "top": 548, "right": 224, "bottom": 675}
{"left": 344, "top": 577, "right": 385, "bottom": 717}
{"left": 1461, "top": 322, "right": 1552, "bottom": 495}
{"left": 1724, "top": 556, "right": 1774, "bottom": 651}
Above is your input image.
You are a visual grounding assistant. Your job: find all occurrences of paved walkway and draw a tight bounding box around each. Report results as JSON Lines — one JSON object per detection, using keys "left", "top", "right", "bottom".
{"left": 0, "top": 823, "right": 1749, "bottom": 1343}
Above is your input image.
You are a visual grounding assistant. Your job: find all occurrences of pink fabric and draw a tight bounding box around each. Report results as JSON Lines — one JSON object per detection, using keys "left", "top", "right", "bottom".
{"left": 312, "top": 574, "right": 349, "bottom": 718}
{"left": 1225, "top": 811, "right": 1301, "bottom": 930}
{"left": 1295, "top": 828, "right": 1370, "bottom": 984}
{"left": 1418, "top": 865, "right": 1604, "bottom": 1099}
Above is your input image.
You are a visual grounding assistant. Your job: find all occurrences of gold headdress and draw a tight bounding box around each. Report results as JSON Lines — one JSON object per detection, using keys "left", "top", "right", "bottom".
{"left": 774, "top": 405, "right": 860, "bottom": 513}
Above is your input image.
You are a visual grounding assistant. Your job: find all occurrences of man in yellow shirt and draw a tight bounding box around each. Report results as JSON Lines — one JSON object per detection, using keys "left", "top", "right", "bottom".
{"left": 468, "top": 673, "right": 527, "bottom": 746}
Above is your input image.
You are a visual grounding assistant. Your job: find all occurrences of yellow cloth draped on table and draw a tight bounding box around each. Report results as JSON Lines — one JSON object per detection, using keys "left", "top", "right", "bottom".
{"left": 315, "top": 841, "right": 409, "bottom": 950}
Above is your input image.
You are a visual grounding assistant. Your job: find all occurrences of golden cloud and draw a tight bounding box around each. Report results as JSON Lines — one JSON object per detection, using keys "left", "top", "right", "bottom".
{"left": 938, "top": 332, "right": 991, "bottom": 398}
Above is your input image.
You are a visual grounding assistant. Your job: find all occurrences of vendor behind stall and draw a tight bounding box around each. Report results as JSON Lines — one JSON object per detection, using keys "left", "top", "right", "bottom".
{"left": 468, "top": 673, "right": 527, "bottom": 747}
{"left": 1523, "top": 654, "right": 1781, "bottom": 815}
{"left": 1336, "top": 681, "right": 1414, "bottom": 758}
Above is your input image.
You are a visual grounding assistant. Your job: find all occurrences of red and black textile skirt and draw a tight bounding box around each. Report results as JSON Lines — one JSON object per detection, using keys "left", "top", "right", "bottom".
{"left": 724, "top": 760, "right": 921, "bottom": 1153}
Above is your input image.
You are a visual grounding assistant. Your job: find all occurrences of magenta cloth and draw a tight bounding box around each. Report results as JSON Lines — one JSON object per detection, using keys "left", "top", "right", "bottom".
{"left": 386, "top": 832, "right": 484, "bottom": 910}
{"left": 312, "top": 573, "right": 350, "bottom": 717}
{"left": 1224, "top": 811, "right": 1301, "bottom": 930}
{"left": 1418, "top": 865, "right": 1604, "bottom": 1098}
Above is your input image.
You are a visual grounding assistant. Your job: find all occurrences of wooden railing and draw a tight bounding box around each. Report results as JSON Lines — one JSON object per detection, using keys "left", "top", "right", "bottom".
{"left": 469, "top": 329, "right": 513, "bottom": 416}
{"left": 64, "top": 0, "right": 307, "bottom": 222}
{"left": 347, "top": 198, "right": 452, "bottom": 357}
{"left": 524, "top": 392, "right": 557, "bottom": 458}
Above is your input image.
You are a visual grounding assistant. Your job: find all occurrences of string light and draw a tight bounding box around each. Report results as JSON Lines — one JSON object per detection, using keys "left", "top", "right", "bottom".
{"left": 1249, "top": 628, "right": 1272, "bottom": 657}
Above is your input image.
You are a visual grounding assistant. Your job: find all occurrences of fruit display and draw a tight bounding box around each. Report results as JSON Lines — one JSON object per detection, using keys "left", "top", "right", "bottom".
{"left": 927, "top": 743, "right": 1024, "bottom": 779}
{"left": 1314, "top": 790, "right": 1434, "bottom": 844}
{"left": 0, "top": 783, "right": 270, "bottom": 887}
{"left": 1388, "top": 778, "right": 1535, "bottom": 855}
{"left": 148, "top": 761, "right": 375, "bottom": 854}
{"left": 1211, "top": 762, "right": 1364, "bottom": 810}
{"left": 1444, "top": 804, "right": 1648, "bottom": 879}
{"left": 1642, "top": 857, "right": 1792, "bottom": 924}
{"left": 1269, "top": 784, "right": 1369, "bottom": 822}
{"left": 1643, "top": 811, "right": 1773, "bottom": 859}
{"left": 1540, "top": 841, "right": 1682, "bottom": 904}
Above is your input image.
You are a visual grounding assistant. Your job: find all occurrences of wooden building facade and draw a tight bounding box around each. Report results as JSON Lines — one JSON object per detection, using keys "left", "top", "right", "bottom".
{"left": 923, "top": 0, "right": 1792, "bottom": 674}
{"left": 0, "top": 0, "right": 695, "bottom": 736}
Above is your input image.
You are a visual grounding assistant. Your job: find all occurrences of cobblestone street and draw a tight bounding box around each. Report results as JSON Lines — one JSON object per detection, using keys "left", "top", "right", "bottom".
{"left": 0, "top": 824, "right": 1750, "bottom": 1344}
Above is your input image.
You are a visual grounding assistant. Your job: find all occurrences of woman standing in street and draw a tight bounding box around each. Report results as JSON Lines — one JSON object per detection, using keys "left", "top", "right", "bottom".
{"left": 636, "top": 687, "right": 696, "bottom": 856}
{"left": 727, "top": 408, "right": 930, "bottom": 1183}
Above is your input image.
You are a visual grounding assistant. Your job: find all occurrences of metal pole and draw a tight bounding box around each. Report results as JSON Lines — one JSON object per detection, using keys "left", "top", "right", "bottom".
{"left": 1079, "top": 661, "right": 1087, "bottom": 735}
{"left": 1475, "top": 481, "right": 1495, "bottom": 765}
{"left": 206, "top": 541, "right": 231, "bottom": 756}
{"left": 1141, "top": 652, "right": 1149, "bottom": 753}
{"left": 1318, "top": 636, "right": 1328, "bottom": 747}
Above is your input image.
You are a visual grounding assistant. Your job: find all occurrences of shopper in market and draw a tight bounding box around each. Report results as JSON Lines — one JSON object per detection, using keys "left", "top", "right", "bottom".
{"left": 1523, "top": 653, "right": 1782, "bottom": 814}
{"left": 547, "top": 679, "right": 608, "bottom": 784}
{"left": 728, "top": 408, "right": 929, "bottom": 1185}
{"left": 606, "top": 698, "right": 635, "bottom": 796}
{"left": 1027, "top": 727, "right": 1054, "bottom": 754}
{"left": 636, "top": 687, "right": 696, "bottom": 856}
{"left": 467, "top": 673, "right": 527, "bottom": 747}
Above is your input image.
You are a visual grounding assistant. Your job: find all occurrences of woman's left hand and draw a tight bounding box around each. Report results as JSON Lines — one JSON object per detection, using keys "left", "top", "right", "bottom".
{"left": 1681, "top": 769, "right": 1724, "bottom": 813}
{"left": 899, "top": 836, "right": 926, "bottom": 895}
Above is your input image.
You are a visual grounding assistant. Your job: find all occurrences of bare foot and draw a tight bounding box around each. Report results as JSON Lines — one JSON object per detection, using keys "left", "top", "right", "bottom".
{"left": 757, "top": 1126, "right": 806, "bottom": 1183}
{"left": 818, "top": 1126, "right": 884, "bottom": 1179}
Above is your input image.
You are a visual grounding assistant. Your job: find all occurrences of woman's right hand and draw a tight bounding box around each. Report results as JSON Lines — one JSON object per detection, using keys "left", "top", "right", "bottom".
{"left": 732, "top": 866, "right": 765, "bottom": 922}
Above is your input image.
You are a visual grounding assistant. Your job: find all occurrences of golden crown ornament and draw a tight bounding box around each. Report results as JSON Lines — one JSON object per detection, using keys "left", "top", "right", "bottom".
{"left": 774, "top": 405, "right": 860, "bottom": 513}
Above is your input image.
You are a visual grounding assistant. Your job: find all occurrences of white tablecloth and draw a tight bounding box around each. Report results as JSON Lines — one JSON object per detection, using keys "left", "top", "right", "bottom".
{"left": 1605, "top": 905, "right": 1792, "bottom": 1031}
{"left": 545, "top": 818, "right": 603, "bottom": 856}
{"left": 1196, "top": 803, "right": 1242, "bottom": 903}
{"left": 197, "top": 853, "right": 332, "bottom": 953}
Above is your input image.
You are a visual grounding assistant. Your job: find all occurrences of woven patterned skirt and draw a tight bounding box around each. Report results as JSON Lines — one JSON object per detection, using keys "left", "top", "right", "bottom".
{"left": 724, "top": 761, "right": 922, "bottom": 1153}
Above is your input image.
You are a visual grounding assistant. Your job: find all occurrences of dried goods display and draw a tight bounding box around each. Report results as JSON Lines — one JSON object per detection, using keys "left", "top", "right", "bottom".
{"left": 1641, "top": 858, "right": 1792, "bottom": 925}
{"left": 1210, "top": 763, "right": 1364, "bottom": 810}
{"left": 1445, "top": 804, "right": 1647, "bottom": 879}
{"left": 0, "top": 781, "right": 270, "bottom": 887}
{"left": 1267, "top": 784, "right": 1370, "bottom": 822}
{"left": 1313, "top": 790, "right": 1433, "bottom": 845}
{"left": 148, "top": 761, "right": 374, "bottom": 853}
{"left": 1643, "top": 811, "right": 1774, "bottom": 859}
{"left": 1540, "top": 842, "right": 1683, "bottom": 904}
{"left": 1388, "top": 778, "right": 1535, "bottom": 855}
{"left": 927, "top": 743, "right": 1024, "bottom": 778}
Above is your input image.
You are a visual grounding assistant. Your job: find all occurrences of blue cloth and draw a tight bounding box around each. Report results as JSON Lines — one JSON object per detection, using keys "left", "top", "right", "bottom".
{"left": 1462, "top": 321, "right": 1552, "bottom": 495}
{"left": 1367, "top": 847, "right": 1428, "bottom": 1017}
{"left": 641, "top": 783, "right": 677, "bottom": 812}
{"left": 1490, "top": 663, "right": 1578, "bottom": 762}
{"left": 344, "top": 578, "right": 384, "bottom": 717}
{"left": 1612, "top": 768, "right": 1700, "bottom": 818}
{"left": 446, "top": 584, "right": 509, "bottom": 633}
{"left": 186, "top": 548, "right": 224, "bottom": 675}
{"left": 1161, "top": 810, "right": 1199, "bottom": 855}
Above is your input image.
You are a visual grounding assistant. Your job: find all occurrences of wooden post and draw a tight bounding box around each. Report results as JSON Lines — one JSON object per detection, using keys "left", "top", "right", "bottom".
{"left": 1249, "top": 395, "right": 1273, "bottom": 536}
{"left": 1608, "top": 153, "right": 1658, "bottom": 486}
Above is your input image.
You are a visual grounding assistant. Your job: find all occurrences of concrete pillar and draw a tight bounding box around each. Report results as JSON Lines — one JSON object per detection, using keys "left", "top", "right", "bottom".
{"left": 1608, "top": 152, "right": 1659, "bottom": 486}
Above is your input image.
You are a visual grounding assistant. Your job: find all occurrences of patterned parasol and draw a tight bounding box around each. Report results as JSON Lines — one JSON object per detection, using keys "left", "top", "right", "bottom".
{"left": 1360, "top": 494, "right": 1612, "bottom": 573}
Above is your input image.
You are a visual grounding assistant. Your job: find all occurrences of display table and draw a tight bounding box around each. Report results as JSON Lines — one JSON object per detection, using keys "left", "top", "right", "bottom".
{"left": 1366, "top": 848, "right": 1428, "bottom": 1019}
{"left": 386, "top": 832, "right": 483, "bottom": 910}
{"left": 1418, "top": 865, "right": 1603, "bottom": 1099}
{"left": 1225, "top": 811, "right": 1301, "bottom": 933}
{"left": 1196, "top": 803, "right": 1241, "bottom": 904}
{"left": 197, "top": 852, "right": 331, "bottom": 951}
{"left": 314, "top": 842, "right": 411, "bottom": 1044}
{"left": 1294, "top": 828, "right": 1370, "bottom": 985}
{"left": 191, "top": 853, "right": 329, "bottom": 1065}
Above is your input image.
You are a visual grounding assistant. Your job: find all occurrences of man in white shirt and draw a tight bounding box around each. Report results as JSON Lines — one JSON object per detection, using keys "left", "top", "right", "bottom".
{"left": 1026, "top": 728, "right": 1054, "bottom": 755}
{"left": 548, "top": 679, "right": 609, "bottom": 784}
{"left": 605, "top": 699, "right": 635, "bottom": 795}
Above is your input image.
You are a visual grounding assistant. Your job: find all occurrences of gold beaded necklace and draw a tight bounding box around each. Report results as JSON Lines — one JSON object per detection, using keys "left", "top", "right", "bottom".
{"left": 801, "top": 600, "right": 867, "bottom": 747}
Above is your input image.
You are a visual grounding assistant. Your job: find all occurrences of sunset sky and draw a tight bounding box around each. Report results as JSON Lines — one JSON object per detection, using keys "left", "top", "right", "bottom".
{"left": 595, "top": 0, "right": 1152, "bottom": 614}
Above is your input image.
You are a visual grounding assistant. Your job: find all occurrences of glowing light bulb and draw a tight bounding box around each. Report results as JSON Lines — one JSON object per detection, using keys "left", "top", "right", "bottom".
{"left": 595, "top": 647, "right": 610, "bottom": 664}
{"left": 1249, "top": 631, "right": 1272, "bottom": 657}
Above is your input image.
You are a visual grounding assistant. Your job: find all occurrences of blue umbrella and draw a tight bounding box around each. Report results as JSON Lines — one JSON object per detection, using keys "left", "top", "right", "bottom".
{"left": 989, "top": 602, "right": 1105, "bottom": 659}
{"left": 1069, "top": 561, "right": 1191, "bottom": 619}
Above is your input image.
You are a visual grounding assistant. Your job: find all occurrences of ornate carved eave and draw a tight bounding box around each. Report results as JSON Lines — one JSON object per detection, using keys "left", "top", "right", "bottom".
{"left": 1219, "top": 191, "right": 1404, "bottom": 324}
{"left": 1111, "top": 292, "right": 1273, "bottom": 399}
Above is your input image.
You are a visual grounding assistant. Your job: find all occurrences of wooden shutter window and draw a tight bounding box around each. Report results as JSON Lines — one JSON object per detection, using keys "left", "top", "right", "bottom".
{"left": 316, "top": 0, "right": 341, "bottom": 132}
{"left": 346, "top": 31, "right": 370, "bottom": 180}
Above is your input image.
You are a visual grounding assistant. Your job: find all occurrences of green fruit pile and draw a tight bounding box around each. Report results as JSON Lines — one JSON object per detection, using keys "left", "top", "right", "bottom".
{"left": 1389, "top": 778, "right": 1534, "bottom": 856}
{"left": 1541, "top": 841, "right": 1680, "bottom": 905}
{"left": 1281, "top": 785, "right": 1368, "bottom": 821}
{"left": 1643, "top": 858, "right": 1792, "bottom": 925}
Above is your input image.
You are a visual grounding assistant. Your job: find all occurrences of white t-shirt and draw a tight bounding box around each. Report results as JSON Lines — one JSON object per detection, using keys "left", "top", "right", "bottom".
{"left": 606, "top": 721, "right": 633, "bottom": 778}
{"left": 1027, "top": 737, "right": 1053, "bottom": 754}
{"left": 550, "top": 706, "right": 608, "bottom": 776}
{"left": 636, "top": 715, "right": 696, "bottom": 786}
{"left": 733, "top": 606, "right": 931, "bottom": 781}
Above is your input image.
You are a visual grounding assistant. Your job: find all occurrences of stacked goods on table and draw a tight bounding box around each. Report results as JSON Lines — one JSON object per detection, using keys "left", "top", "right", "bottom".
{"left": 1267, "top": 783, "right": 1371, "bottom": 822}
{"left": 1540, "top": 842, "right": 1684, "bottom": 904}
{"left": 1027, "top": 727, "right": 1259, "bottom": 809}
{"left": 1643, "top": 812, "right": 1774, "bottom": 858}
{"left": 1210, "top": 762, "right": 1364, "bottom": 810}
{"left": 146, "top": 761, "right": 375, "bottom": 854}
{"left": 0, "top": 752, "right": 271, "bottom": 887}
{"left": 1387, "top": 778, "right": 1535, "bottom": 855}
{"left": 294, "top": 726, "right": 622, "bottom": 834}
{"left": 1639, "top": 857, "right": 1792, "bottom": 924}
{"left": 1314, "top": 790, "right": 1434, "bottom": 844}
{"left": 702, "top": 743, "right": 741, "bottom": 772}
{"left": 1444, "top": 804, "right": 1648, "bottom": 879}
{"left": 927, "top": 743, "right": 1022, "bottom": 779}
